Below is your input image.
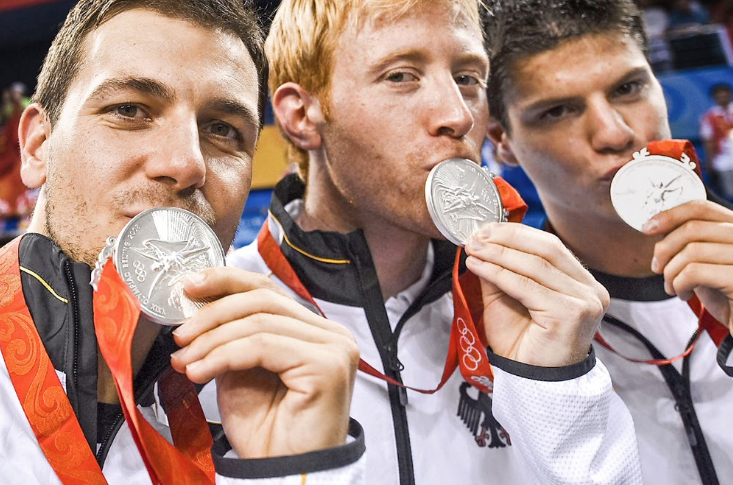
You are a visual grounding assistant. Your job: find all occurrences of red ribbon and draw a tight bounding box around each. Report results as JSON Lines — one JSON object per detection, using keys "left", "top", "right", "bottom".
{"left": 93, "top": 259, "right": 215, "bottom": 484}
{"left": 0, "top": 235, "right": 216, "bottom": 484}
{"left": 0, "top": 236, "right": 106, "bottom": 484}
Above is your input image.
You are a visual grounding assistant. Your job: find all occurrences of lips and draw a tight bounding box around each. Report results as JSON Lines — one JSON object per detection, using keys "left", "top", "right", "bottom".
{"left": 426, "top": 155, "right": 480, "bottom": 172}
{"left": 602, "top": 165, "right": 625, "bottom": 182}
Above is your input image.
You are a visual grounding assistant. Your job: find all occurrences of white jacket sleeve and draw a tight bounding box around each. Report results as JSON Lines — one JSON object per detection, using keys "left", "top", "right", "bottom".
{"left": 489, "top": 348, "right": 642, "bottom": 485}
{"left": 214, "top": 419, "right": 365, "bottom": 485}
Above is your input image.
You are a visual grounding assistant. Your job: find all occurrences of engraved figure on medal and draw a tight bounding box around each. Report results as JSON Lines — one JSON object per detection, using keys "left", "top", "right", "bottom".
{"left": 92, "top": 207, "right": 225, "bottom": 325}
{"left": 426, "top": 158, "right": 505, "bottom": 246}
{"left": 610, "top": 148, "right": 706, "bottom": 231}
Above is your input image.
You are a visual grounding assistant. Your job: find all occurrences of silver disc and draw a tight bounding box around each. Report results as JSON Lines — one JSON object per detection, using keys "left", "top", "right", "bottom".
{"left": 425, "top": 158, "right": 505, "bottom": 246}
{"left": 610, "top": 153, "right": 706, "bottom": 231}
{"left": 112, "top": 207, "right": 225, "bottom": 325}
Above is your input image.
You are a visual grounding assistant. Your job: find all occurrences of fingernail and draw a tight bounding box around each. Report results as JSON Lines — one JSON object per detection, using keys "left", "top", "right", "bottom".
{"left": 184, "top": 272, "right": 206, "bottom": 286}
{"left": 651, "top": 256, "right": 659, "bottom": 273}
{"left": 172, "top": 322, "right": 188, "bottom": 339}
{"left": 475, "top": 224, "right": 492, "bottom": 238}
{"left": 186, "top": 361, "right": 202, "bottom": 373}
{"left": 642, "top": 219, "right": 658, "bottom": 233}
{"left": 171, "top": 347, "right": 187, "bottom": 360}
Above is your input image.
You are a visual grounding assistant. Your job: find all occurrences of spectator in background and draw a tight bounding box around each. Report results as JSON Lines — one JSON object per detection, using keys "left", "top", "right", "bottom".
{"left": 0, "top": 82, "right": 27, "bottom": 223}
{"left": 701, "top": 83, "right": 733, "bottom": 199}
{"left": 0, "top": 82, "right": 29, "bottom": 127}
{"left": 639, "top": 0, "right": 674, "bottom": 72}
{"left": 668, "top": 0, "right": 711, "bottom": 34}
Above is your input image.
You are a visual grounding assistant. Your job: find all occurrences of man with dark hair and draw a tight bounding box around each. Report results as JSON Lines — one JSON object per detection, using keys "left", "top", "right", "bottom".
{"left": 230, "top": 0, "right": 645, "bottom": 484}
{"left": 1, "top": 0, "right": 364, "bottom": 483}
{"left": 486, "top": 0, "right": 733, "bottom": 483}
{"left": 701, "top": 83, "right": 733, "bottom": 199}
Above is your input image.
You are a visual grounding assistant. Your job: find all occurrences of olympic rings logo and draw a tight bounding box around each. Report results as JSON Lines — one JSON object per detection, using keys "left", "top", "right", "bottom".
{"left": 133, "top": 260, "right": 147, "bottom": 282}
{"left": 471, "top": 375, "right": 493, "bottom": 391}
{"left": 456, "top": 317, "right": 483, "bottom": 371}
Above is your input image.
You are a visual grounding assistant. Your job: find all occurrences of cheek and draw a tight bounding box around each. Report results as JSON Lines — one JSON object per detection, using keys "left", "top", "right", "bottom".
{"left": 202, "top": 153, "right": 249, "bottom": 197}
{"left": 640, "top": 92, "right": 671, "bottom": 140}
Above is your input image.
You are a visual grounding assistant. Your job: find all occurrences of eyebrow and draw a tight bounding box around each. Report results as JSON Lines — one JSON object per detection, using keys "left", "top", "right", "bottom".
{"left": 86, "top": 77, "right": 260, "bottom": 128}
{"left": 87, "top": 76, "right": 176, "bottom": 104}
{"left": 367, "top": 50, "right": 428, "bottom": 76}
{"left": 522, "top": 66, "right": 651, "bottom": 114}
{"left": 367, "top": 50, "right": 488, "bottom": 76}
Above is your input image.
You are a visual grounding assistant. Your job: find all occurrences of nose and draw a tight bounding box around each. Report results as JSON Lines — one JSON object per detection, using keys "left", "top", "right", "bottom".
{"left": 586, "top": 98, "right": 635, "bottom": 154}
{"left": 146, "top": 117, "right": 206, "bottom": 191}
{"left": 427, "top": 76, "right": 476, "bottom": 138}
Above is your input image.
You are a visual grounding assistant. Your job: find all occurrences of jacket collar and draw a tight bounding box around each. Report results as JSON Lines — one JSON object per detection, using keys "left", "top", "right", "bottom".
{"left": 268, "top": 174, "right": 458, "bottom": 306}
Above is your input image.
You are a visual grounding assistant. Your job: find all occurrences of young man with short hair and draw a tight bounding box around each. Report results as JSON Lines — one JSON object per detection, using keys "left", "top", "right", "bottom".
{"left": 2, "top": 1, "right": 364, "bottom": 483}
{"left": 230, "top": 0, "right": 643, "bottom": 483}
{"left": 486, "top": 0, "right": 733, "bottom": 483}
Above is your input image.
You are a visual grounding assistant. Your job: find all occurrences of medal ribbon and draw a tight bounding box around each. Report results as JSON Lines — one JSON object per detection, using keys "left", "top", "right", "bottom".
{"left": 0, "top": 236, "right": 107, "bottom": 484}
{"left": 595, "top": 139, "right": 730, "bottom": 365}
{"left": 258, "top": 175, "right": 527, "bottom": 394}
{"left": 93, "top": 259, "right": 215, "bottom": 484}
{"left": 0, "top": 235, "right": 215, "bottom": 484}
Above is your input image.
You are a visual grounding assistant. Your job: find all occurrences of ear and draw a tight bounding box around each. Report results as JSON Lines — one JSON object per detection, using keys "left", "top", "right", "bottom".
{"left": 18, "top": 104, "right": 51, "bottom": 189}
{"left": 271, "top": 82, "right": 325, "bottom": 151}
{"left": 487, "top": 117, "right": 519, "bottom": 167}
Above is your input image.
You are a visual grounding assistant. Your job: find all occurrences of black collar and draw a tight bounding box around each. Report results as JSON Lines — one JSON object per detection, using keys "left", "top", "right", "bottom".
{"left": 588, "top": 268, "right": 672, "bottom": 302}
{"left": 268, "top": 174, "right": 458, "bottom": 305}
{"left": 540, "top": 218, "right": 672, "bottom": 302}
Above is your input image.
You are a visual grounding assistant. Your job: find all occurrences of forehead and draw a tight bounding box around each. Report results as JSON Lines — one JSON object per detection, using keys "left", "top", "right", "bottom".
{"left": 62, "top": 9, "right": 259, "bottom": 116}
{"left": 505, "top": 33, "right": 648, "bottom": 106}
{"left": 335, "top": 2, "right": 486, "bottom": 70}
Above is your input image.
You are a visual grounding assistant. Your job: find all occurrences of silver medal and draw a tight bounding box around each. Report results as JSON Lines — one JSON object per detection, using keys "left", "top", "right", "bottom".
{"left": 610, "top": 148, "right": 706, "bottom": 231}
{"left": 90, "top": 207, "right": 225, "bottom": 325}
{"left": 425, "top": 158, "right": 507, "bottom": 246}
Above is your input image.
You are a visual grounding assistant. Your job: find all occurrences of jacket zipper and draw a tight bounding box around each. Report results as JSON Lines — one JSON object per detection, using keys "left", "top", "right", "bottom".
{"left": 95, "top": 364, "right": 169, "bottom": 466}
{"left": 351, "top": 247, "right": 415, "bottom": 485}
{"left": 604, "top": 317, "right": 720, "bottom": 484}
{"left": 63, "top": 261, "right": 80, "bottom": 399}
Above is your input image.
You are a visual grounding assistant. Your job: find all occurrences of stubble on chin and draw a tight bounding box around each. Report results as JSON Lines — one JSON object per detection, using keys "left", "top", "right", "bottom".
{"left": 44, "top": 195, "right": 101, "bottom": 267}
{"left": 44, "top": 185, "right": 219, "bottom": 267}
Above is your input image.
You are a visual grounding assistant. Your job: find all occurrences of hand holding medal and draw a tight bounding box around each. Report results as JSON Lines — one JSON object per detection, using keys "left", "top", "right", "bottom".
{"left": 610, "top": 140, "right": 733, "bottom": 341}
{"left": 610, "top": 145, "right": 706, "bottom": 231}
{"left": 424, "top": 159, "right": 607, "bottom": 392}
{"left": 90, "top": 207, "right": 358, "bottom": 470}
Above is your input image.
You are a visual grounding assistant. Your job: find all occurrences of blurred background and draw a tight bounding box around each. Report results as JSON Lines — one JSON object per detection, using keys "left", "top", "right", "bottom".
{"left": 0, "top": 0, "right": 731, "bottom": 244}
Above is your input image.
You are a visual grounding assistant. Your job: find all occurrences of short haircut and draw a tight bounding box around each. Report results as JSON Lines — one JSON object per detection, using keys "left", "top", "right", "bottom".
{"left": 711, "top": 83, "right": 732, "bottom": 97}
{"left": 266, "top": 0, "right": 483, "bottom": 181}
{"left": 484, "top": 0, "right": 648, "bottom": 132}
{"left": 34, "top": 0, "right": 268, "bottom": 128}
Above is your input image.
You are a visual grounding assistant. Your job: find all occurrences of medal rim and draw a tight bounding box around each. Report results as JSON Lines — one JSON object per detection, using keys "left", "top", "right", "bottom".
{"left": 425, "top": 158, "right": 504, "bottom": 247}
{"left": 113, "top": 207, "right": 226, "bottom": 325}
{"left": 610, "top": 155, "right": 706, "bottom": 231}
